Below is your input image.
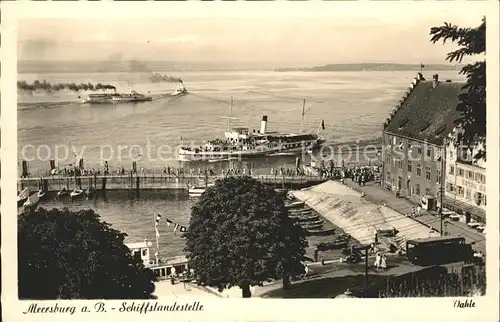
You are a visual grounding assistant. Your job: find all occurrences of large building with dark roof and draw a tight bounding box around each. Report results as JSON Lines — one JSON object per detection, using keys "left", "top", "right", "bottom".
{"left": 382, "top": 72, "right": 486, "bottom": 224}
{"left": 381, "top": 73, "right": 463, "bottom": 205}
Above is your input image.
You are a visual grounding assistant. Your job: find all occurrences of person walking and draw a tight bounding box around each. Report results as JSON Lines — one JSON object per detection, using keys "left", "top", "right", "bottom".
{"left": 381, "top": 254, "right": 387, "bottom": 270}
{"left": 374, "top": 252, "right": 381, "bottom": 269}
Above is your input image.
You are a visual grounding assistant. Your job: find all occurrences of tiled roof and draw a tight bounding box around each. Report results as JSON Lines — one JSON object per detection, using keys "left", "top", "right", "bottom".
{"left": 384, "top": 79, "right": 465, "bottom": 145}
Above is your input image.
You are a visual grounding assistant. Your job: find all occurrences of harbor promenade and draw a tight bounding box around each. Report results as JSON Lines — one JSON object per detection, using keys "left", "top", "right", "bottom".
{"left": 18, "top": 173, "right": 327, "bottom": 193}
{"left": 341, "top": 179, "right": 486, "bottom": 253}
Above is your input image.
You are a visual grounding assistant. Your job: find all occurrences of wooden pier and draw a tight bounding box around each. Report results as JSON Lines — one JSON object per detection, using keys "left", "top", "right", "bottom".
{"left": 18, "top": 173, "right": 327, "bottom": 194}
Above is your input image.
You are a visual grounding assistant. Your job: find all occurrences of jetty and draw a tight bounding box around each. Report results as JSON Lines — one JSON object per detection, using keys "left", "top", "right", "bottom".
{"left": 17, "top": 173, "right": 327, "bottom": 194}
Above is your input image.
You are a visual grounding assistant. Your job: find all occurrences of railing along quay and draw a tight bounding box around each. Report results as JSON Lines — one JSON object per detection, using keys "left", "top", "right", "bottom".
{"left": 18, "top": 173, "right": 327, "bottom": 193}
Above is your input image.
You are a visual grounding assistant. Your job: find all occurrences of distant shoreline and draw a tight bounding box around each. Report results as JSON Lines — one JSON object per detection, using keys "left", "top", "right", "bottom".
{"left": 18, "top": 61, "right": 459, "bottom": 74}
{"left": 274, "top": 63, "right": 459, "bottom": 72}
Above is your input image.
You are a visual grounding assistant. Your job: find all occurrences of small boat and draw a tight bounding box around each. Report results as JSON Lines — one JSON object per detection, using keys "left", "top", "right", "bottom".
{"left": 70, "top": 188, "right": 84, "bottom": 199}
{"left": 171, "top": 83, "right": 188, "bottom": 96}
{"left": 23, "top": 192, "right": 40, "bottom": 210}
{"left": 305, "top": 227, "right": 336, "bottom": 236}
{"left": 316, "top": 234, "right": 351, "bottom": 251}
{"left": 188, "top": 183, "right": 214, "bottom": 198}
{"left": 289, "top": 214, "right": 321, "bottom": 223}
{"left": 17, "top": 187, "right": 30, "bottom": 207}
{"left": 285, "top": 201, "right": 305, "bottom": 209}
{"left": 301, "top": 222, "right": 324, "bottom": 230}
{"left": 288, "top": 207, "right": 313, "bottom": 215}
{"left": 57, "top": 187, "right": 69, "bottom": 197}
{"left": 125, "top": 238, "right": 190, "bottom": 281}
{"left": 37, "top": 190, "right": 46, "bottom": 199}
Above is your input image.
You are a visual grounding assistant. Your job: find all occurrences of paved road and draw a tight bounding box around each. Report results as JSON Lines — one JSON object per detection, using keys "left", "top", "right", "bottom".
{"left": 341, "top": 179, "right": 486, "bottom": 253}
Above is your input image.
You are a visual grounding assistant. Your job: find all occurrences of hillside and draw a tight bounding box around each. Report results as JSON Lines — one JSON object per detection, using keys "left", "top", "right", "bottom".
{"left": 275, "top": 63, "right": 458, "bottom": 72}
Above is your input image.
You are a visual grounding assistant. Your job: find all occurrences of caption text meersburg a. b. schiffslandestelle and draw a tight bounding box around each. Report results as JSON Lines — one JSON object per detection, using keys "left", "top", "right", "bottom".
{"left": 23, "top": 301, "right": 204, "bottom": 315}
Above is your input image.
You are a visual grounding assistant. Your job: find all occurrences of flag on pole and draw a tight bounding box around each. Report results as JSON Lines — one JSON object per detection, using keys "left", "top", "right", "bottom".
{"left": 420, "top": 63, "right": 425, "bottom": 69}
{"left": 321, "top": 120, "right": 325, "bottom": 130}
{"left": 173, "top": 223, "right": 179, "bottom": 235}
{"left": 166, "top": 218, "right": 173, "bottom": 226}
{"left": 155, "top": 214, "right": 162, "bottom": 238}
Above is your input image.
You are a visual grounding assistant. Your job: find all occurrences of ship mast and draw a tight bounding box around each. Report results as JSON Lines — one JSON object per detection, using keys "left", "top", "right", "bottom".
{"left": 300, "top": 98, "right": 306, "bottom": 133}
{"left": 227, "top": 96, "right": 233, "bottom": 132}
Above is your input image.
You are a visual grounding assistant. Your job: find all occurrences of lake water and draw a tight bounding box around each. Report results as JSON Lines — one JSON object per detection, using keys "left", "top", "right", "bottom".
{"left": 18, "top": 69, "right": 464, "bottom": 257}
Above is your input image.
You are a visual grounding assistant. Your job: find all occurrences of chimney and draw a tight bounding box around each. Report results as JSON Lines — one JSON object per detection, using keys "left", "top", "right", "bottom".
{"left": 432, "top": 74, "right": 439, "bottom": 88}
{"left": 260, "top": 115, "right": 268, "bottom": 134}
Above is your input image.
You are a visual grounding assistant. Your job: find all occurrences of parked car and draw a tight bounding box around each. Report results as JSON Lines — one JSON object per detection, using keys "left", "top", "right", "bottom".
{"left": 441, "top": 209, "right": 455, "bottom": 218}
{"left": 467, "top": 221, "right": 481, "bottom": 229}
{"left": 476, "top": 225, "right": 486, "bottom": 233}
{"left": 449, "top": 213, "right": 461, "bottom": 221}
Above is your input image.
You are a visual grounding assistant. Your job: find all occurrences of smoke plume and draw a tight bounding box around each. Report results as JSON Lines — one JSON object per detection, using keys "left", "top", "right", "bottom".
{"left": 17, "top": 80, "right": 117, "bottom": 93}
{"left": 148, "top": 73, "right": 183, "bottom": 84}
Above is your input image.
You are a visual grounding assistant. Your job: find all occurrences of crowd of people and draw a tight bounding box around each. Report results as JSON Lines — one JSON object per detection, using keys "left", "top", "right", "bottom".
{"left": 36, "top": 160, "right": 381, "bottom": 182}
{"left": 316, "top": 164, "right": 381, "bottom": 184}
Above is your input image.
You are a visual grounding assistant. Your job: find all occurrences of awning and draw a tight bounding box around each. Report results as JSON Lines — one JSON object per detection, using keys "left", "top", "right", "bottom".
{"left": 443, "top": 196, "right": 486, "bottom": 221}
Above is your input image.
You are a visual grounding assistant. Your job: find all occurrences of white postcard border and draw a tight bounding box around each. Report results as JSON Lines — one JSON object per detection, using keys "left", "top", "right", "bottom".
{"left": 1, "top": 1, "right": 499, "bottom": 322}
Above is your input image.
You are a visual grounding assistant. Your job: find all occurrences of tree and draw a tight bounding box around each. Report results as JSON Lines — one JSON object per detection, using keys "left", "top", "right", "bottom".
{"left": 18, "top": 207, "right": 156, "bottom": 299}
{"left": 430, "top": 17, "right": 486, "bottom": 147}
{"left": 184, "top": 176, "right": 308, "bottom": 298}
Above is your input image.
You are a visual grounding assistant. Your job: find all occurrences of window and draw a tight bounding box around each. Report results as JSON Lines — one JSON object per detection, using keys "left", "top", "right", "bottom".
{"left": 475, "top": 192, "right": 484, "bottom": 206}
{"left": 437, "top": 169, "right": 442, "bottom": 184}
{"left": 458, "top": 168, "right": 464, "bottom": 177}
{"left": 425, "top": 188, "right": 431, "bottom": 195}
{"left": 392, "top": 157, "right": 396, "bottom": 166}
{"left": 467, "top": 170, "right": 474, "bottom": 180}
{"left": 408, "top": 162, "right": 412, "bottom": 174}
{"left": 446, "top": 182, "right": 451, "bottom": 192}
{"left": 449, "top": 165, "right": 455, "bottom": 175}
{"left": 465, "top": 189, "right": 471, "bottom": 200}
{"left": 386, "top": 134, "right": 392, "bottom": 146}
{"left": 386, "top": 172, "right": 390, "bottom": 182}
{"left": 393, "top": 136, "right": 397, "bottom": 145}
{"left": 426, "top": 147, "right": 432, "bottom": 158}
{"left": 484, "top": 194, "right": 487, "bottom": 206}
{"left": 416, "top": 184, "right": 421, "bottom": 195}
{"left": 425, "top": 166, "right": 431, "bottom": 180}
{"left": 457, "top": 186, "right": 464, "bottom": 197}
{"left": 386, "top": 156, "right": 391, "bottom": 165}
{"left": 397, "top": 160, "right": 403, "bottom": 170}
{"left": 416, "top": 164, "right": 421, "bottom": 177}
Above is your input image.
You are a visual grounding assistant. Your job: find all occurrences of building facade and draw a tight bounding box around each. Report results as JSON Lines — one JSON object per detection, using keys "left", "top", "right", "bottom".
{"left": 382, "top": 73, "right": 463, "bottom": 206}
{"left": 444, "top": 131, "right": 486, "bottom": 223}
{"left": 382, "top": 133, "right": 444, "bottom": 205}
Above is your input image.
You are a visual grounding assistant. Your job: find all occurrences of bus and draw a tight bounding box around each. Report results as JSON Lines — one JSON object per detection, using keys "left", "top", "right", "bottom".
{"left": 406, "top": 236, "right": 474, "bottom": 266}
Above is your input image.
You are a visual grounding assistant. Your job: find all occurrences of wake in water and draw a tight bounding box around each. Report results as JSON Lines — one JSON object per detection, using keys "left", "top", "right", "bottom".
{"left": 18, "top": 100, "right": 85, "bottom": 110}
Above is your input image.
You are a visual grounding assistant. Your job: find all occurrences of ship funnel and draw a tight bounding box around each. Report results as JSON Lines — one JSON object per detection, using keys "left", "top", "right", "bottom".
{"left": 260, "top": 115, "right": 268, "bottom": 134}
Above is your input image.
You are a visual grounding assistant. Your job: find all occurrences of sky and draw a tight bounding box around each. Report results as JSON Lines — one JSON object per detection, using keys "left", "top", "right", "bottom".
{"left": 16, "top": 3, "right": 486, "bottom": 65}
